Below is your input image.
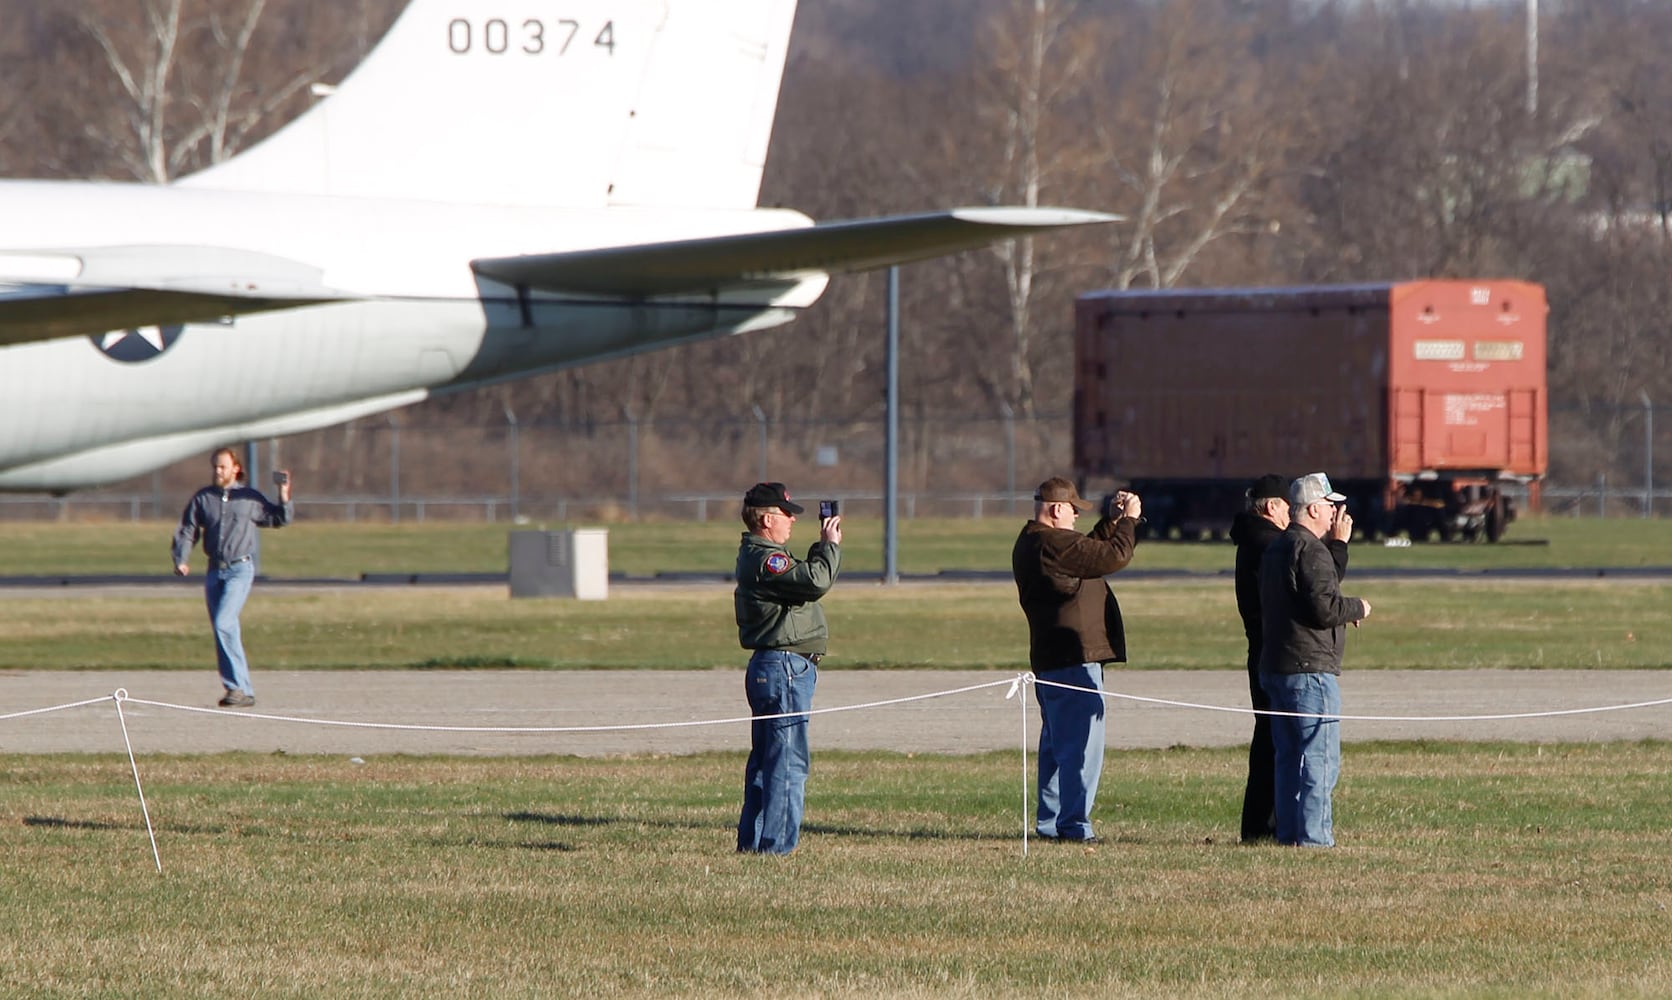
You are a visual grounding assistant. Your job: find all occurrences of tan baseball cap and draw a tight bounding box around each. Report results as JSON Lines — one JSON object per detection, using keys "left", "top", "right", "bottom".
{"left": 1033, "top": 476, "right": 1093, "bottom": 511}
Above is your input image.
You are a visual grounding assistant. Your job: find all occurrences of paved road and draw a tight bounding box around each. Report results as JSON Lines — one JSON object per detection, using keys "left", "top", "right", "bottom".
{"left": 4, "top": 668, "right": 1669, "bottom": 757}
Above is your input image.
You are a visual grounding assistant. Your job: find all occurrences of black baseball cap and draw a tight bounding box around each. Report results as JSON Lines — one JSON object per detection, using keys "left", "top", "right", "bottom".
{"left": 1248, "top": 474, "right": 1287, "bottom": 500}
{"left": 743, "top": 482, "right": 805, "bottom": 515}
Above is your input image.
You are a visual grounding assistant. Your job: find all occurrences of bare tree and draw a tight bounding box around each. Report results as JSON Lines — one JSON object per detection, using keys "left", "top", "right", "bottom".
{"left": 180, "top": 0, "right": 316, "bottom": 167}
{"left": 969, "top": 0, "right": 1104, "bottom": 417}
{"left": 73, "top": 0, "right": 185, "bottom": 181}
{"left": 1553, "top": 0, "right": 1672, "bottom": 236}
{"left": 8, "top": 0, "right": 1670, "bottom": 504}
{"left": 64, "top": 0, "right": 394, "bottom": 181}
{"left": 1086, "top": 0, "right": 1293, "bottom": 291}
{"left": 1297, "top": 2, "right": 1599, "bottom": 280}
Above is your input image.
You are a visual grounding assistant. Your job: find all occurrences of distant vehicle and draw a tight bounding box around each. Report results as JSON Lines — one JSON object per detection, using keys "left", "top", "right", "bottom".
{"left": 0, "top": 0, "right": 1113, "bottom": 493}
{"left": 1073, "top": 280, "right": 1548, "bottom": 541}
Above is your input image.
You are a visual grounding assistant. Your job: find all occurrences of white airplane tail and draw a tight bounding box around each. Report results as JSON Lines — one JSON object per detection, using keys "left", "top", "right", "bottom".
{"left": 178, "top": 0, "right": 797, "bottom": 210}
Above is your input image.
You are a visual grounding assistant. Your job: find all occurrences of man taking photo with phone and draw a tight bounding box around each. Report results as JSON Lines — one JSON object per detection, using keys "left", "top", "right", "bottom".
{"left": 734, "top": 481, "right": 842, "bottom": 855}
{"left": 1258, "top": 472, "right": 1371, "bottom": 848}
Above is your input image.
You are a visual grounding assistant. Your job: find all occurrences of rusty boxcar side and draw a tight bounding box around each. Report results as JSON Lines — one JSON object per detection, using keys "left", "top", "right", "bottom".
{"left": 1072, "top": 280, "right": 1547, "bottom": 540}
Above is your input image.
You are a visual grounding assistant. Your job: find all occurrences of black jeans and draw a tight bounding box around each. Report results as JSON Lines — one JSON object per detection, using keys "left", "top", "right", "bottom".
{"left": 1240, "top": 647, "right": 1277, "bottom": 842}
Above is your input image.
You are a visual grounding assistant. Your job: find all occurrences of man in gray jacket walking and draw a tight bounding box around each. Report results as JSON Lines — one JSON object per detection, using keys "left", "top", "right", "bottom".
{"left": 172, "top": 447, "right": 293, "bottom": 707}
{"left": 1258, "top": 472, "right": 1371, "bottom": 847}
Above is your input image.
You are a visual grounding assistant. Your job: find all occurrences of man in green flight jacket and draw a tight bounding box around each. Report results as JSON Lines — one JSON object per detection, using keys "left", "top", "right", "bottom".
{"left": 734, "top": 481, "right": 842, "bottom": 854}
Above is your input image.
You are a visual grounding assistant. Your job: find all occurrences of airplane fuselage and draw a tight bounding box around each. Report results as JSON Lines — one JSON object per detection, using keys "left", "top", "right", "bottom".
{"left": 0, "top": 182, "right": 817, "bottom": 490}
{"left": 1, "top": 0, "right": 1112, "bottom": 493}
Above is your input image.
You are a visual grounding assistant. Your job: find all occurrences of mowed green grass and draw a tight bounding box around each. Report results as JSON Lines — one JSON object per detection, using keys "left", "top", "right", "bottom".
{"left": 2, "top": 577, "right": 1670, "bottom": 670}
{"left": 4, "top": 519, "right": 1670, "bottom": 996}
{"left": 2, "top": 745, "right": 1668, "bottom": 997}
{"left": 3, "top": 514, "right": 1672, "bottom": 578}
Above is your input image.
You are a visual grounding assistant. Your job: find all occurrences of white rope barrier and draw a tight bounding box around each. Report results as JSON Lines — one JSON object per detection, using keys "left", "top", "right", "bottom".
{"left": 1, "top": 694, "right": 118, "bottom": 721}
{"left": 1027, "top": 675, "right": 1672, "bottom": 723}
{"left": 117, "top": 676, "right": 1021, "bottom": 733}
{"left": 8, "top": 678, "right": 1669, "bottom": 736}
{"left": 4, "top": 675, "right": 1670, "bottom": 870}
{"left": 111, "top": 690, "right": 162, "bottom": 874}
{"left": 1004, "top": 674, "right": 1033, "bottom": 855}
{"left": 12, "top": 679, "right": 1669, "bottom": 735}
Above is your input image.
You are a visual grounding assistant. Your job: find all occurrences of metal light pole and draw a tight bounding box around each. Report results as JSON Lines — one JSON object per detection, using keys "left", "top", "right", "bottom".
{"left": 1525, "top": 0, "right": 1538, "bottom": 116}
{"left": 242, "top": 439, "right": 261, "bottom": 574}
{"left": 624, "top": 406, "right": 640, "bottom": 521}
{"left": 1000, "top": 400, "right": 1016, "bottom": 514}
{"left": 883, "top": 267, "right": 900, "bottom": 585}
{"left": 1643, "top": 391, "right": 1654, "bottom": 518}
{"left": 388, "top": 415, "right": 401, "bottom": 523}
{"left": 503, "top": 403, "right": 519, "bottom": 521}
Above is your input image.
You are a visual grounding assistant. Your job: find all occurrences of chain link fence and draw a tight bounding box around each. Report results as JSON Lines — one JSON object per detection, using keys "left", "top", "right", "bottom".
{"left": 2, "top": 407, "right": 1663, "bottom": 523}
{"left": 0, "top": 412, "right": 1069, "bottom": 523}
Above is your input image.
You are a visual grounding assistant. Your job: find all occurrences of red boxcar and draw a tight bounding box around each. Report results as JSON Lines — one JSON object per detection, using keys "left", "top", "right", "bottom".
{"left": 1073, "top": 280, "right": 1547, "bottom": 541}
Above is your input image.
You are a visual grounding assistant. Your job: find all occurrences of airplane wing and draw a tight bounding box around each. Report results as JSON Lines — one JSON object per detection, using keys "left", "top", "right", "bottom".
{"left": 471, "top": 207, "right": 1119, "bottom": 297}
{"left": 0, "top": 245, "right": 351, "bottom": 347}
{"left": 0, "top": 208, "right": 1115, "bottom": 347}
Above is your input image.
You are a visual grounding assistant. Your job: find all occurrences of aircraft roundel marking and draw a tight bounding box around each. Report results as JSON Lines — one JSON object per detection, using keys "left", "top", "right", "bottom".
{"left": 89, "top": 325, "right": 185, "bottom": 363}
{"left": 764, "top": 552, "right": 792, "bottom": 575}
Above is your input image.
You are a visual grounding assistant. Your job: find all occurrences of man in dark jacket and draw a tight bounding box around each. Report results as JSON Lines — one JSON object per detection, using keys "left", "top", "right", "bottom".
{"left": 1012, "top": 476, "right": 1141, "bottom": 844}
{"left": 1232, "top": 474, "right": 1353, "bottom": 842}
{"left": 734, "top": 481, "right": 842, "bottom": 855}
{"left": 1230, "top": 473, "right": 1290, "bottom": 842}
{"left": 1258, "top": 472, "right": 1371, "bottom": 847}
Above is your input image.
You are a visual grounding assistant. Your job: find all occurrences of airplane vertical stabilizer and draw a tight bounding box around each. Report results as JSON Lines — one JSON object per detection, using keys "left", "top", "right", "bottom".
{"left": 177, "top": 0, "right": 798, "bottom": 210}
{"left": 604, "top": 1, "right": 797, "bottom": 210}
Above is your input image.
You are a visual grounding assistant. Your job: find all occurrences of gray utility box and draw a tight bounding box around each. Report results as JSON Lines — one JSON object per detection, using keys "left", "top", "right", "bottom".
{"left": 508, "top": 529, "right": 609, "bottom": 600}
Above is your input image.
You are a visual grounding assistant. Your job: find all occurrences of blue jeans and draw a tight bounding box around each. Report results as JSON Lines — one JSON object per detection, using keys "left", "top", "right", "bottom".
{"left": 1035, "top": 662, "right": 1107, "bottom": 841}
{"left": 738, "top": 650, "right": 816, "bottom": 854}
{"left": 206, "top": 560, "right": 256, "bottom": 696}
{"left": 1260, "top": 671, "right": 1341, "bottom": 847}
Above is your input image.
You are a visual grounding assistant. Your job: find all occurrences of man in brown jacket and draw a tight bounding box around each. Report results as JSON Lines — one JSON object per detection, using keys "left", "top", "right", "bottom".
{"left": 1012, "top": 476, "right": 1142, "bottom": 843}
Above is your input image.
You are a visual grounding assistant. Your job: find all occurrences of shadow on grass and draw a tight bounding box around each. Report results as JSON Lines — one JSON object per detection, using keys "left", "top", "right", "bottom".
{"left": 504, "top": 811, "right": 613, "bottom": 828}
{"left": 802, "top": 821, "right": 1023, "bottom": 844}
{"left": 504, "top": 810, "right": 1020, "bottom": 845}
{"left": 494, "top": 811, "right": 616, "bottom": 852}
{"left": 24, "top": 815, "right": 125, "bottom": 831}
{"left": 428, "top": 836, "right": 581, "bottom": 852}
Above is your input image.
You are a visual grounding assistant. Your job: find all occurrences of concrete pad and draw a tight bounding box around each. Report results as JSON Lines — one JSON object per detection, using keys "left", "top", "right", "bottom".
{"left": 3, "top": 668, "right": 1669, "bottom": 757}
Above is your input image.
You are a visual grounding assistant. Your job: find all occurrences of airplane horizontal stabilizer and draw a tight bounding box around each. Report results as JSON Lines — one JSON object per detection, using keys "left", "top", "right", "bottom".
{"left": 0, "top": 246, "right": 353, "bottom": 347}
{"left": 471, "top": 207, "right": 1119, "bottom": 298}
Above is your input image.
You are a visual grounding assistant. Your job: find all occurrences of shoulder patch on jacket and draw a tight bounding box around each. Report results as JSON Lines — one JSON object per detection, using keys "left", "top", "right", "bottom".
{"left": 764, "top": 552, "right": 793, "bottom": 575}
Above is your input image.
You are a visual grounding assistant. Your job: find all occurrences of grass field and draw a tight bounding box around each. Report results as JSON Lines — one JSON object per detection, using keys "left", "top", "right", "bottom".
{"left": 2, "top": 514, "right": 1670, "bottom": 672}
{"left": 2, "top": 745, "right": 1668, "bottom": 997}
{"left": 4, "top": 519, "right": 1670, "bottom": 996}
{"left": 2, "top": 577, "right": 1669, "bottom": 671}
{"left": 4, "top": 514, "right": 1672, "bottom": 578}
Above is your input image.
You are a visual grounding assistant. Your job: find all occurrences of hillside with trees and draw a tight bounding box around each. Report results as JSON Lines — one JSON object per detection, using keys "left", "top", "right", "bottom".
{"left": 2, "top": 0, "right": 1667, "bottom": 516}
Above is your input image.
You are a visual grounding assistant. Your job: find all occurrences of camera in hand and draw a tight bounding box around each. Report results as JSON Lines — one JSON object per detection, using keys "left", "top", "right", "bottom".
{"left": 273, "top": 471, "right": 290, "bottom": 486}
{"left": 819, "top": 499, "right": 839, "bottom": 518}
